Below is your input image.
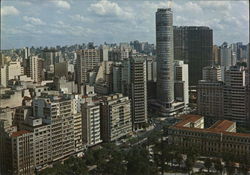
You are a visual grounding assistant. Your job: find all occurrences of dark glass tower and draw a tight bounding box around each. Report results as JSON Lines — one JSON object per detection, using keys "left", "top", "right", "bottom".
{"left": 174, "top": 26, "right": 213, "bottom": 85}
{"left": 156, "top": 8, "right": 174, "bottom": 107}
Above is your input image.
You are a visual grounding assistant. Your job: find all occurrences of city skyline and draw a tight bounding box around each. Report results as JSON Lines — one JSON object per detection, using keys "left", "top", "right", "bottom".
{"left": 1, "top": 0, "right": 249, "bottom": 50}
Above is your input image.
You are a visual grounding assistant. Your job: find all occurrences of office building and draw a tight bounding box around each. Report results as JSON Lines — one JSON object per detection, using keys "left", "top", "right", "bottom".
{"left": 130, "top": 56, "right": 148, "bottom": 130}
{"left": 168, "top": 115, "right": 250, "bottom": 158}
{"left": 100, "top": 94, "right": 132, "bottom": 142}
{"left": 202, "top": 66, "right": 222, "bottom": 82}
{"left": 76, "top": 49, "right": 100, "bottom": 89}
{"left": 224, "top": 66, "right": 247, "bottom": 126}
{"left": 81, "top": 101, "right": 102, "bottom": 147}
{"left": 174, "top": 26, "right": 213, "bottom": 85}
{"left": 197, "top": 81, "right": 224, "bottom": 121}
{"left": 174, "top": 60, "right": 189, "bottom": 107}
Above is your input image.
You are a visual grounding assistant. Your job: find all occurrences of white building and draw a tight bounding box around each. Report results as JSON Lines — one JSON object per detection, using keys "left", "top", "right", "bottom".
{"left": 202, "top": 66, "right": 222, "bottom": 82}
{"left": 81, "top": 101, "right": 102, "bottom": 147}
{"left": 174, "top": 60, "right": 189, "bottom": 107}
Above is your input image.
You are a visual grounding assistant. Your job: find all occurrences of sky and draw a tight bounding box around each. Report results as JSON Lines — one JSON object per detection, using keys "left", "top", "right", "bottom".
{"left": 1, "top": 0, "right": 249, "bottom": 50}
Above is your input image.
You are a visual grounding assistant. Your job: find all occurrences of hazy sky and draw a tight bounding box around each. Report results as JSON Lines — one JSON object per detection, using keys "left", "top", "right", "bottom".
{"left": 1, "top": 0, "right": 249, "bottom": 49}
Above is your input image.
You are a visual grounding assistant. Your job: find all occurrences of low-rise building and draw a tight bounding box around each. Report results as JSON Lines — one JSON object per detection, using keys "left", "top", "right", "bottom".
{"left": 168, "top": 115, "right": 250, "bottom": 158}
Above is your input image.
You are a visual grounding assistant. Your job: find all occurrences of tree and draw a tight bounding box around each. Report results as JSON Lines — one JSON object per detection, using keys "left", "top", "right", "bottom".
{"left": 85, "top": 149, "right": 95, "bottom": 165}
{"left": 175, "top": 153, "right": 183, "bottom": 168}
{"left": 185, "top": 158, "right": 195, "bottom": 175}
{"left": 213, "top": 158, "right": 223, "bottom": 175}
{"left": 126, "top": 146, "right": 157, "bottom": 175}
{"left": 225, "top": 161, "right": 235, "bottom": 175}
{"left": 204, "top": 158, "right": 212, "bottom": 173}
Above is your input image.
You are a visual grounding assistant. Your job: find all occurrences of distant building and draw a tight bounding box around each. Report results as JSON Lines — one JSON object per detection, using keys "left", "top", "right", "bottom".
{"left": 202, "top": 66, "right": 222, "bottom": 82}
{"left": 212, "top": 45, "right": 220, "bottom": 65}
{"left": 220, "top": 42, "right": 232, "bottom": 68}
{"left": 100, "top": 94, "right": 132, "bottom": 142}
{"left": 174, "top": 26, "right": 213, "bottom": 85}
{"left": 25, "top": 56, "right": 44, "bottom": 83}
{"left": 76, "top": 49, "right": 100, "bottom": 90}
{"left": 42, "top": 48, "right": 62, "bottom": 72}
{"left": 94, "top": 61, "right": 113, "bottom": 95}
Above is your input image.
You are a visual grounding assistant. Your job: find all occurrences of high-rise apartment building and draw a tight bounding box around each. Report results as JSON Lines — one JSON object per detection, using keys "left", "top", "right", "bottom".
{"left": 76, "top": 49, "right": 100, "bottom": 89}
{"left": 33, "top": 96, "right": 75, "bottom": 161}
{"left": 174, "top": 26, "right": 213, "bottom": 85}
{"left": 100, "top": 94, "right": 132, "bottom": 142}
{"left": 156, "top": 8, "right": 174, "bottom": 107}
{"left": 20, "top": 118, "right": 52, "bottom": 170}
{"left": 81, "top": 101, "right": 102, "bottom": 147}
{"left": 130, "top": 56, "right": 147, "bottom": 129}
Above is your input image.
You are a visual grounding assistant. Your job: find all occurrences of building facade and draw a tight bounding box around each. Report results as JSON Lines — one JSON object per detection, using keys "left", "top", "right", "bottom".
{"left": 168, "top": 115, "right": 250, "bottom": 159}
{"left": 100, "top": 94, "right": 132, "bottom": 142}
{"left": 81, "top": 101, "right": 102, "bottom": 147}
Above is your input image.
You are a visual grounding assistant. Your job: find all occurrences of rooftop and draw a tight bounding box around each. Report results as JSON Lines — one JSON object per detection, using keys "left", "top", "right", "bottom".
{"left": 11, "top": 130, "right": 30, "bottom": 137}
{"left": 209, "top": 120, "right": 235, "bottom": 132}
{"left": 171, "top": 115, "right": 250, "bottom": 138}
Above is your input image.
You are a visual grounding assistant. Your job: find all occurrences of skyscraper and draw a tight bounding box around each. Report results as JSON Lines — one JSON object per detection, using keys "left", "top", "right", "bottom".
{"left": 130, "top": 56, "right": 148, "bottom": 130}
{"left": 156, "top": 8, "right": 174, "bottom": 108}
{"left": 224, "top": 66, "right": 247, "bottom": 126}
{"left": 174, "top": 26, "right": 213, "bottom": 85}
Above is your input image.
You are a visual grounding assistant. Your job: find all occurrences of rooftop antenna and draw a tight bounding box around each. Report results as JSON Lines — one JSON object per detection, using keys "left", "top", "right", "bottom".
{"left": 167, "top": 0, "right": 172, "bottom": 8}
